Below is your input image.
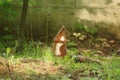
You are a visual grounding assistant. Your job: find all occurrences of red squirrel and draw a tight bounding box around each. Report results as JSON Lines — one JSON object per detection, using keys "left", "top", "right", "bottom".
{"left": 53, "top": 25, "right": 69, "bottom": 57}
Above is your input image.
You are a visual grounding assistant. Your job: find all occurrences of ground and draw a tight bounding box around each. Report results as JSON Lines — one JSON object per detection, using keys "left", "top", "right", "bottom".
{"left": 0, "top": 38, "right": 120, "bottom": 80}
{"left": 7, "top": 56, "right": 120, "bottom": 80}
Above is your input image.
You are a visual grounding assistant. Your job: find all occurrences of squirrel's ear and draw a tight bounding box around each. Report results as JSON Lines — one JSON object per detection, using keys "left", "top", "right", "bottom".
{"left": 54, "top": 25, "right": 69, "bottom": 41}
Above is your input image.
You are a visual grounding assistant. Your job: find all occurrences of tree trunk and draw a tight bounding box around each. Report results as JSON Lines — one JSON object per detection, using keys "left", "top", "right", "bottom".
{"left": 20, "top": 0, "right": 29, "bottom": 40}
{"left": 18, "top": 0, "right": 29, "bottom": 51}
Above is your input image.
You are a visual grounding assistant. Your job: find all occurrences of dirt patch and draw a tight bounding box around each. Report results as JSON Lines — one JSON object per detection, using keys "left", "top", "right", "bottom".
{"left": 9, "top": 59, "right": 64, "bottom": 79}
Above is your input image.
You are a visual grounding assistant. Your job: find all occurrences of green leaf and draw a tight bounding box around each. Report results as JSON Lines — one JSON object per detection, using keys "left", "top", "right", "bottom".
{"left": 0, "top": 1, "right": 2, "bottom": 5}
{"left": 6, "top": 0, "right": 12, "bottom": 2}
{"left": 75, "top": 22, "right": 85, "bottom": 30}
{"left": 61, "top": 76, "right": 71, "bottom": 80}
{"left": 6, "top": 47, "right": 11, "bottom": 54}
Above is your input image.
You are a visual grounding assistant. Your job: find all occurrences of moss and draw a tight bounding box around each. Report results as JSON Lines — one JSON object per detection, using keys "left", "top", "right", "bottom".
{"left": 86, "top": 7, "right": 97, "bottom": 15}
{"left": 106, "top": 0, "right": 112, "bottom": 4}
{"left": 118, "top": 3, "right": 120, "bottom": 6}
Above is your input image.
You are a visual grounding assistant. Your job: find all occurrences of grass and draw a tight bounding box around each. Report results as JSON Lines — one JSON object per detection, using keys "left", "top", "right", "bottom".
{"left": 0, "top": 41, "right": 120, "bottom": 80}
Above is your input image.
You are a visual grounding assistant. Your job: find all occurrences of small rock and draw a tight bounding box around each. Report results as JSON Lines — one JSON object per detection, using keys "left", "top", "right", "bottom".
{"left": 109, "top": 40, "right": 115, "bottom": 44}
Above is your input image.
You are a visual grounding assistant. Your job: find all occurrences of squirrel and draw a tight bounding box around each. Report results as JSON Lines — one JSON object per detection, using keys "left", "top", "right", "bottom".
{"left": 53, "top": 25, "right": 69, "bottom": 57}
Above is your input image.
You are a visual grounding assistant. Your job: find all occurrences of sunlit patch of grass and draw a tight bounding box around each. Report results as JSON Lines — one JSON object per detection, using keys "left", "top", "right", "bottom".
{"left": 103, "top": 56, "right": 120, "bottom": 79}
{"left": 4, "top": 43, "right": 120, "bottom": 80}
{"left": 42, "top": 47, "right": 54, "bottom": 62}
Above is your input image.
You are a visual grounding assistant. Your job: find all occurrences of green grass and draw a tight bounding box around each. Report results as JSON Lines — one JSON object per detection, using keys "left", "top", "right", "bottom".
{"left": 1, "top": 41, "right": 120, "bottom": 80}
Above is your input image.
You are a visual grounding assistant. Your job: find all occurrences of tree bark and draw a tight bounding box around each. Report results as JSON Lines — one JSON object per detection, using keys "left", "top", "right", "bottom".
{"left": 17, "top": 0, "right": 29, "bottom": 51}
{"left": 20, "top": 0, "right": 29, "bottom": 40}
